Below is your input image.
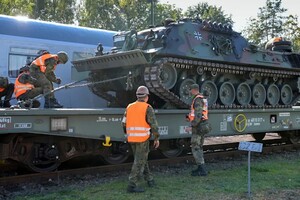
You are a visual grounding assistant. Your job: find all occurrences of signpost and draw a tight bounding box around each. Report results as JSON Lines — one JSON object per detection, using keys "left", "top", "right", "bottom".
{"left": 238, "top": 141, "right": 263, "bottom": 198}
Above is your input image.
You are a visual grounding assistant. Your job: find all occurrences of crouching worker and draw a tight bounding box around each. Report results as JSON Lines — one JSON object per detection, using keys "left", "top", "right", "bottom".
{"left": 29, "top": 51, "right": 68, "bottom": 108}
{"left": 122, "top": 86, "right": 160, "bottom": 193}
{"left": 14, "top": 66, "right": 43, "bottom": 108}
{"left": 0, "top": 76, "right": 14, "bottom": 108}
{"left": 187, "top": 84, "right": 211, "bottom": 176}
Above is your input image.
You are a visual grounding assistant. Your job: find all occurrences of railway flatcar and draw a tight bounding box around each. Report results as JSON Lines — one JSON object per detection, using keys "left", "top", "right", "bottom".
{"left": 0, "top": 17, "right": 299, "bottom": 173}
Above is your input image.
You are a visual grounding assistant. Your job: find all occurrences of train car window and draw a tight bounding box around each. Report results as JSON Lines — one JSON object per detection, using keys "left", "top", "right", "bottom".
{"left": 71, "top": 52, "right": 94, "bottom": 81}
{"left": 8, "top": 47, "right": 40, "bottom": 78}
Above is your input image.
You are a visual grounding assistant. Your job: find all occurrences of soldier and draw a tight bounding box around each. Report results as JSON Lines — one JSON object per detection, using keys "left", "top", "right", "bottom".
{"left": 29, "top": 51, "right": 68, "bottom": 108}
{"left": 187, "top": 84, "right": 211, "bottom": 176}
{"left": 0, "top": 76, "right": 14, "bottom": 108}
{"left": 122, "top": 85, "right": 160, "bottom": 193}
{"left": 14, "top": 66, "right": 43, "bottom": 108}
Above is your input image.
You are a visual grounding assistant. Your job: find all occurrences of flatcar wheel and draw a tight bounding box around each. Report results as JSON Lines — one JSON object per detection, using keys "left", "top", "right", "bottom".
{"left": 178, "top": 78, "right": 196, "bottom": 105}
{"left": 280, "top": 84, "right": 293, "bottom": 105}
{"left": 200, "top": 80, "right": 218, "bottom": 106}
{"left": 102, "top": 143, "right": 130, "bottom": 165}
{"left": 160, "top": 63, "right": 177, "bottom": 89}
{"left": 288, "top": 132, "right": 300, "bottom": 144}
{"left": 27, "top": 145, "right": 61, "bottom": 172}
{"left": 219, "top": 82, "right": 235, "bottom": 106}
{"left": 236, "top": 82, "right": 251, "bottom": 106}
{"left": 267, "top": 84, "right": 280, "bottom": 106}
{"left": 160, "top": 140, "right": 184, "bottom": 158}
{"left": 252, "top": 83, "right": 266, "bottom": 106}
{"left": 251, "top": 133, "right": 266, "bottom": 141}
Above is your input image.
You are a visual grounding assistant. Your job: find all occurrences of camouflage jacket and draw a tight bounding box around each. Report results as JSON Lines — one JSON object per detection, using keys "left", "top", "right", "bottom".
{"left": 122, "top": 100, "right": 160, "bottom": 140}
{"left": 31, "top": 57, "right": 58, "bottom": 82}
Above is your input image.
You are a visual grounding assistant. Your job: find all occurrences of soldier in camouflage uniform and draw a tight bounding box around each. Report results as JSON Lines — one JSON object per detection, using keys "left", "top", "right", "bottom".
{"left": 122, "top": 86, "right": 160, "bottom": 193}
{"left": 14, "top": 66, "right": 43, "bottom": 108}
{"left": 187, "top": 84, "right": 209, "bottom": 176}
{"left": 0, "top": 76, "right": 14, "bottom": 108}
{"left": 29, "top": 51, "right": 68, "bottom": 108}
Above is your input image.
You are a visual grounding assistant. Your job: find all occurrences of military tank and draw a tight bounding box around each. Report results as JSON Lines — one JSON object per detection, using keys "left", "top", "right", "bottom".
{"left": 72, "top": 18, "right": 300, "bottom": 109}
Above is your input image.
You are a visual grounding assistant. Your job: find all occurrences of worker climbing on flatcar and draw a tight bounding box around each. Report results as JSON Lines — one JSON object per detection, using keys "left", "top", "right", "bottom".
{"left": 122, "top": 85, "right": 160, "bottom": 193}
{"left": 187, "top": 84, "right": 211, "bottom": 176}
{"left": 14, "top": 65, "right": 43, "bottom": 108}
{"left": 29, "top": 51, "right": 68, "bottom": 108}
{"left": 0, "top": 76, "right": 14, "bottom": 108}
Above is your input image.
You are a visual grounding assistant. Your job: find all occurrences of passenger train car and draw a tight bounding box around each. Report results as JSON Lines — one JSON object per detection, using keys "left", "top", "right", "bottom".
{"left": 0, "top": 15, "right": 116, "bottom": 108}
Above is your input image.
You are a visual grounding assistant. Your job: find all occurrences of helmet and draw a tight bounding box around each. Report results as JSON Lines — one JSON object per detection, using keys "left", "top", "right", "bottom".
{"left": 57, "top": 51, "right": 68, "bottom": 64}
{"left": 136, "top": 86, "right": 149, "bottom": 98}
{"left": 19, "top": 65, "right": 30, "bottom": 73}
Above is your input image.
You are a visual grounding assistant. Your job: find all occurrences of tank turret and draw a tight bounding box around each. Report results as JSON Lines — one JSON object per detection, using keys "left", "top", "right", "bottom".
{"left": 73, "top": 18, "right": 300, "bottom": 109}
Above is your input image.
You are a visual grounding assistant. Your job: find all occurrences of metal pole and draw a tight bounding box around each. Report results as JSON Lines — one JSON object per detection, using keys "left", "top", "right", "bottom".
{"left": 248, "top": 151, "right": 251, "bottom": 199}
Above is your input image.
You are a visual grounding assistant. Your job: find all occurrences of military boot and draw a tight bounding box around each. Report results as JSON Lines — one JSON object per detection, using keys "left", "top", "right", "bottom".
{"left": 191, "top": 164, "right": 208, "bottom": 176}
{"left": 44, "top": 98, "right": 63, "bottom": 108}
{"left": 147, "top": 180, "right": 156, "bottom": 187}
{"left": 127, "top": 185, "right": 145, "bottom": 193}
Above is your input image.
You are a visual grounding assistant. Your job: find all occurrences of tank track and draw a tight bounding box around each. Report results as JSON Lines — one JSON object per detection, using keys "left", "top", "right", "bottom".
{"left": 144, "top": 57, "right": 300, "bottom": 109}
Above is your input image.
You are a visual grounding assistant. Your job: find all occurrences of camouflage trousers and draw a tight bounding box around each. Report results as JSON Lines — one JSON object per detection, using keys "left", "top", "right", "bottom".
{"left": 191, "top": 127, "right": 205, "bottom": 165}
{"left": 29, "top": 69, "right": 54, "bottom": 99}
{"left": 128, "top": 140, "right": 153, "bottom": 187}
{"left": 18, "top": 88, "right": 43, "bottom": 100}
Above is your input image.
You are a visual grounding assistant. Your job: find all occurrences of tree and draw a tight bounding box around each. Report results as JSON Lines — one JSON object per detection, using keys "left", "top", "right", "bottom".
{"left": 0, "top": 0, "right": 76, "bottom": 24}
{"left": 33, "top": 0, "right": 76, "bottom": 24}
{"left": 184, "top": 2, "right": 233, "bottom": 25}
{"left": 78, "top": 0, "right": 182, "bottom": 31}
{"left": 242, "top": 0, "right": 299, "bottom": 49}
{"left": 0, "top": 0, "right": 35, "bottom": 16}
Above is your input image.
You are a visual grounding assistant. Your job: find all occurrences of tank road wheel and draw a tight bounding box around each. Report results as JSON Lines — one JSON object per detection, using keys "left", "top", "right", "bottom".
{"left": 219, "top": 82, "right": 235, "bottom": 106}
{"left": 200, "top": 80, "right": 218, "bottom": 106}
{"left": 178, "top": 78, "right": 196, "bottom": 105}
{"left": 252, "top": 83, "right": 266, "bottom": 106}
{"left": 251, "top": 133, "right": 266, "bottom": 142}
{"left": 236, "top": 82, "right": 251, "bottom": 106}
{"left": 160, "top": 139, "right": 184, "bottom": 158}
{"left": 267, "top": 84, "right": 280, "bottom": 106}
{"left": 280, "top": 84, "right": 293, "bottom": 105}
{"left": 160, "top": 63, "right": 177, "bottom": 89}
{"left": 102, "top": 142, "right": 130, "bottom": 165}
{"left": 27, "top": 144, "right": 61, "bottom": 172}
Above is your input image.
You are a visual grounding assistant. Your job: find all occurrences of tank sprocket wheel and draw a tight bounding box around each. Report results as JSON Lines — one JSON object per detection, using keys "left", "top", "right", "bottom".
{"left": 200, "top": 80, "right": 218, "bottom": 106}
{"left": 267, "top": 84, "right": 280, "bottom": 106}
{"left": 252, "top": 83, "right": 266, "bottom": 106}
{"left": 280, "top": 84, "right": 293, "bottom": 105}
{"left": 236, "top": 82, "right": 251, "bottom": 106}
{"left": 219, "top": 81, "right": 235, "bottom": 106}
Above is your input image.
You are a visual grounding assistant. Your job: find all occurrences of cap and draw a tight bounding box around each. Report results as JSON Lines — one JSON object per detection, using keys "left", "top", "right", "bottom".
{"left": 190, "top": 83, "right": 199, "bottom": 90}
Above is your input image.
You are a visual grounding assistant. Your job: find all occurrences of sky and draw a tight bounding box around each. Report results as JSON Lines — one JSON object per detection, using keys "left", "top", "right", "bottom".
{"left": 159, "top": 0, "right": 300, "bottom": 32}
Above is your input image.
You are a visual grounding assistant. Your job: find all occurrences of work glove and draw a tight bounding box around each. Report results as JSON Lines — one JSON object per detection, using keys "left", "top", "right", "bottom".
{"left": 55, "top": 78, "right": 62, "bottom": 84}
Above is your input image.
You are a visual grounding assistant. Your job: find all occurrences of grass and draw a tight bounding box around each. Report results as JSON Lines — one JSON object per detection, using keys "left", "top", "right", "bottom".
{"left": 14, "top": 153, "right": 300, "bottom": 200}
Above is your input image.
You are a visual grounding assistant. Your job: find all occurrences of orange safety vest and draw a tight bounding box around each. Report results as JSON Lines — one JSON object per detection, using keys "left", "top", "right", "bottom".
{"left": 188, "top": 94, "right": 208, "bottom": 121}
{"left": 14, "top": 73, "right": 34, "bottom": 98}
{"left": 125, "top": 101, "right": 151, "bottom": 143}
{"left": 0, "top": 87, "right": 4, "bottom": 92}
{"left": 31, "top": 54, "right": 58, "bottom": 73}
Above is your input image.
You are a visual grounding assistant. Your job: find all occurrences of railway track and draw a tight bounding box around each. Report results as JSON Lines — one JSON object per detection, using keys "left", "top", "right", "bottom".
{"left": 1, "top": 139, "right": 299, "bottom": 186}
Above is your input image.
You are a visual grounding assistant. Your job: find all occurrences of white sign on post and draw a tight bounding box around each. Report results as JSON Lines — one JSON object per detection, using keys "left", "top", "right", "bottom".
{"left": 238, "top": 141, "right": 263, "bottom": 199}
{"left": 238, "top": 141, "right": 263, "bottom": 152}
